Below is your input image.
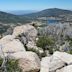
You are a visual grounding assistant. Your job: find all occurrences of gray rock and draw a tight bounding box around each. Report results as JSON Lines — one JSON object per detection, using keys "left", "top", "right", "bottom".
{"left": 12, "top": 24, "right": 38, "bottom": 51}
{"left": 53, "top": 51, "right": 72, "bottom": 64}
{"left": 40, "top": 55, "right": 65, "bottom": 72}
{"left": 12, "top": 24, "right": 38, "bottom": 42}
{"left": 15, "top": 51, "right": 40, "bottom": 72}
{"left": 56, "top": 65, "right": 72, "bottom": 72}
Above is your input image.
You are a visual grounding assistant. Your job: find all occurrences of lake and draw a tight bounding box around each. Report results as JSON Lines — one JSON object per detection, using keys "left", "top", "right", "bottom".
{"left": 47, "top": 19, "right": 60, "bottom": 24}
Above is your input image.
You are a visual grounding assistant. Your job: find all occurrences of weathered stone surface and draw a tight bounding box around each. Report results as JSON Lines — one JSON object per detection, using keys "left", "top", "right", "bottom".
{"left": 40, "top": 55, "right": 65, "bottom": 72}
{"left": 11, "top": 51, "right": 40, "bottom": 72}
{"left": 49, "top": 55, "right": 65, "bottom": 71}
{"left": 0, "top": 37, "right": 26, "bottom": 58}
{"left": 53, "top": 51, "right": 72, "bottom": 64}
{"left": 2, "top": 39, "right": 25, "bottom": 53}
{"left": 0, "top": 35, "right": 14, "bottom": 45}
{"left": 9, "top": 51, "right": 40, "bottom": 72}
{"left": 56, "top": 65, "right": 72, "bottom": 72}
{"left": 12, "top": 24, "right": 38, "bottom": 52}
{"left": 12, "top": 24, "right": 38, "bottom": 41}
{"left": 40, "top": 57, "right": 50, "bottom": 72}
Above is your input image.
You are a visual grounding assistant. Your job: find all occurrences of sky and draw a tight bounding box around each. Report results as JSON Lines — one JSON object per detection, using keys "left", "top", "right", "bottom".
{"left": 0, "top": 0, "right": 71, "bottom": 11}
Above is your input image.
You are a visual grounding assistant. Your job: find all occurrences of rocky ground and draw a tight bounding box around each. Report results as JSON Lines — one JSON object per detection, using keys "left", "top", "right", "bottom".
{"left": 0, "top": 23, "right": 72, "bottom": 72}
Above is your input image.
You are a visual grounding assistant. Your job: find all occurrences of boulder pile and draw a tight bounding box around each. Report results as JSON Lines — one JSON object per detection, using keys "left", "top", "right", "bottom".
{"left": 0, "top": 24, "right": 41, "bottom": 72}
{"left": 0, "top": 24, "right": 72, "bottom": 72}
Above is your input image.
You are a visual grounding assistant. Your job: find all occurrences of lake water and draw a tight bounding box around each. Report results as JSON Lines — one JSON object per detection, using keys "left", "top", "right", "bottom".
{"left": 47, "top": 19, "right": 60, "bottom": 24}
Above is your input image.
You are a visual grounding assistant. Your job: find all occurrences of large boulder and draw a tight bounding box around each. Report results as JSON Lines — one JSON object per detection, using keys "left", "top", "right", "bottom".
{"left": 12, "top": 24, "right": 38, "bottom": 41}
{"left": 2, "top": 39, "right": 25, "bottom": 53}
{"left": 9, "top": 51, "right": 40, "bottom": 72}
{"left": 0, "top": 35, "right": 14, "bottom": 45}
{"left": 0, "top": 36, "right": 26, "bottom": 58}
{"left": 53, "top": 51, "right": 72, "bottom": 64}
{"left": 56, "top": 65, "right": 72, "bottom": 72}
{"left": 49, "top": 55, "right": 65, "bottom": 72}
{"left": 40, "top": 51, "right": 72, "bottom": 72}
{"left": 40, "top": 55, "right": 65, "bottom": 72}
{"left": 12, "top": 24, "right": 38, "bottom": 51}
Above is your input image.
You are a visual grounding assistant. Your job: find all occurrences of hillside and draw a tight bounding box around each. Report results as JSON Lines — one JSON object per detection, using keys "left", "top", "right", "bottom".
{"left": 0, "top": 11, "right": 31, "bottom": 23}
{"left": 0, "top": 8, "right": 72, "bottom": 23}
{"left": 7, "top": 10, "right": 38, "bottom": 15}
{"left": 24, "top": 8, "right": 72, "bottom": 18}
{"left": 0, "top": 11, "right": 32, "bottom": 35}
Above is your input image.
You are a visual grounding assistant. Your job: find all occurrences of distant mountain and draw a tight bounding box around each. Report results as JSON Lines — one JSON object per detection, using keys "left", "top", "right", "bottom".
{"left": 24, "top": 8, "right": 72, "bottom": 18}
{"left": 7, "top": 10, "right": 38, "bottom": 15}
{"left": 0, "top": 8, "right": 72, "bottom": 23}
{"left": 0, "top": 11, "right": 31, "bottom": 23}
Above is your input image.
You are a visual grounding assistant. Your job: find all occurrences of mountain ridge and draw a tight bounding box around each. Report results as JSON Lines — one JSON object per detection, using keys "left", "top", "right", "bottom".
{"left": 0, "top": 8, "right": 72, "bottom": 23}
{"left": 0, "top": 11, "right": 31, "bottom": 23}
{"left": 23, "top": 8, "right": 72, "bottom": 18}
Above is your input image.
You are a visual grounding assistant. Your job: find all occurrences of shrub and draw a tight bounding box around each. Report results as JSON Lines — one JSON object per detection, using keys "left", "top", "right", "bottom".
{"left": 67, "top": 50, "right": 72, "bottom": 54}
{"left": 0, "top": 58, "right": 22, "bottom": 72}
{"left": 36, "top": 36, "right": 55, "bottom": 54}
{"left": 65, "top": 35, "right": 72, "bottom": 41}
{"left": 36, "top": 36, "right": 55, "bottom": 50}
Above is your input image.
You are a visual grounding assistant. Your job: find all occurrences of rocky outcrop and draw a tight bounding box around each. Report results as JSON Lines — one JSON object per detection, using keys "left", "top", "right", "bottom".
{"left": 0, "top": 24, "right": 39, "bottom": 55}
{"left": 12, "top": 24, "right": 37, "bottom": 41}
{"left": 0, "top": 24, "right": 40, "bottom": 72}
{"left": 0, "top": 24, "right": 72, "bottom": 72}
{"left": 40, "top": 55, "right": 65, "bottom": 72}
{"left": 12, "top": 24, "right": 38, "bottom": 51}
{"left": 40, "top": 51, "right": 72, "bottom": 72}
{"left": 12, "top": 24, "right": 44, "bottom": 56}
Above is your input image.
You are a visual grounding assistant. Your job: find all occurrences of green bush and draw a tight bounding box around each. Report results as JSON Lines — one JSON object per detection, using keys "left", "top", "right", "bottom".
{"left": 69, "top": 50, "right": 72, "bottom": 54}
{"left": 0, "top": 58, "right": 22, "bottom": 72}
{"left": 36, "top": 36, "right": 55, "bottom": 54}
{"left": 65, "top": 35, "right": 72, "bottom": 41}
{"left": 36, "top": 36, "right": 55, "bottom": 50}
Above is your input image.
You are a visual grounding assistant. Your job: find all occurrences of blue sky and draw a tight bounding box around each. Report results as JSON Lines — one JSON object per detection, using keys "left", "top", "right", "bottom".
{"left": 0, "top": 0, "right": 71, "bottom": 11}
